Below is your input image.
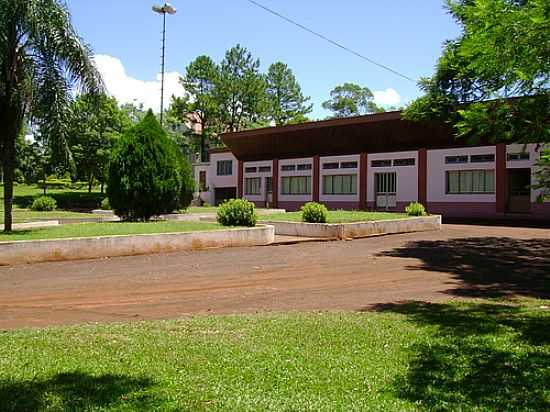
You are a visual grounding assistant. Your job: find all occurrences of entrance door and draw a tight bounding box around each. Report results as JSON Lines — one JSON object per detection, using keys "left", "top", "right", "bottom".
{"left": 214, "top": 187, "right": 237, "bottom": 206}
{"left": 507, "top": 169, "right": 531, "bottom": 213}
{"left": 265, "top": 177, "right": 273, "bottom": 208}
{"left": 375, "top": 172, "right": 397, "bottom": 210}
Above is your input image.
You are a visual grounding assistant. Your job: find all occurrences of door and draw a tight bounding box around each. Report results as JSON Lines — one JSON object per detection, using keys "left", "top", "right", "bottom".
{"left": 214, "top": 187, "right": 237, "bottom": 206}
{"left": 265, "top": 177, "right": 273, "bottom": 207}
{"left": 375, "top": 172, "right": 397, "bottom": 210}
{"left": 507, "top": 169, "right": 531, "bottom": 213}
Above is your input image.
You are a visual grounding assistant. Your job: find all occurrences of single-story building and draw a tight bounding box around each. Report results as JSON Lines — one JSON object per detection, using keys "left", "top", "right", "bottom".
{"left": 193, "top": 111, "right": 549, "bottom": 220}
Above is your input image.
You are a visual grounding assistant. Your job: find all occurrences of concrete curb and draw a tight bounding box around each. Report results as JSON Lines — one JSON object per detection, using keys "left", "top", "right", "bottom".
{"left": 0, "top": 225, "right": 275, "bottom": 266}
{"left": 0, "top": 220, "right": 60, "bottom": 231}
{"left": 262, "top": 215, "right": 441, "bottom": 239}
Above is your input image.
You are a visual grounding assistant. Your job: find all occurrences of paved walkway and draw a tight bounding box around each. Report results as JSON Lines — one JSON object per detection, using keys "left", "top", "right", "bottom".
{"left": 1, "top": 224, "right": 548, "bottom": 329}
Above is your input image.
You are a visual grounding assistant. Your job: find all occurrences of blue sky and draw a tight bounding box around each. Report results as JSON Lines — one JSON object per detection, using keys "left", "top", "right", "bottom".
{"left": 66, "top": 0, "right": 460, "bottom": 119}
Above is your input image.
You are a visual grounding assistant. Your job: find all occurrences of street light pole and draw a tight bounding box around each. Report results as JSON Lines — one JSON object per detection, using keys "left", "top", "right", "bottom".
{"left": 152, "top": 3, "right": 176, "bottom": 127}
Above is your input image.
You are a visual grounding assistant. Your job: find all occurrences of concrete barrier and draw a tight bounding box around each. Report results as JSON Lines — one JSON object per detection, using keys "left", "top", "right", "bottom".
{"left": 0, "top": 225, "right": 275, "bottom": 266}
{"left": 262, "top": 215, "right": 441, "bottom": 239}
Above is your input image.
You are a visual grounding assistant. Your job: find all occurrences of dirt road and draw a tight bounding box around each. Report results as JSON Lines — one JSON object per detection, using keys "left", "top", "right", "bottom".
{"left": 1, "top": 224, "right": 548, "bottom": 329}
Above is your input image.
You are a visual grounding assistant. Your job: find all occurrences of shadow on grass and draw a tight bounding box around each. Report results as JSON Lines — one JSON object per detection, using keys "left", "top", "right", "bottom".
{"left": 0, "top": 372, "right": 155, "bottom": 411}
{"left": 369, "top": 301, "right": 550, "bottom": 410}
{"left": 377, "top": 237, "right": 550, "bottom": 299}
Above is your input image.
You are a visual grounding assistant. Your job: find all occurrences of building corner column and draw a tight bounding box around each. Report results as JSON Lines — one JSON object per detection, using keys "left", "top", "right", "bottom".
{"left": 313, "top": 155, "right": 320, "bottom": 202}
{"left": 272, "top": 159, "right": 279, "bottom": 208}
{"left": 418, "top": 148, "right": 428, "bottom": 206}
{"left": 359, "top": 152, "right": 368, "bottom": 210}
{"left": 237, "top": 160, "right": 244, "bottom": 198}
{"left": 496, "top": 143, "right": 507, "bottom": 214}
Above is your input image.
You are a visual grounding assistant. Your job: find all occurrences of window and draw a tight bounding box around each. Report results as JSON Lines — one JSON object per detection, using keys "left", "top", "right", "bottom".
{"left": 281, "top": 176, "right": 311, "bottom": 195}
{"left": 259, "top": 166, "right": 271, "bottom": 173}
{"left": 445, "top": 155, "right": 468, "bottom": 164}
{"left": 507, "top": 152, "right": 530, "bottom": 161}
{"left": 323, "top": 175, "right": 357, "bottom": 195}
{"left": 245, "top": 167, "right": 257, "bottom": 173}
{"left": 372, "top": 160, "right": 392, "bottom": 168}
{"left": 216, "top": 160, "right": 233, "bottom": 176}
{"left": 393, "top": 158, "right": 415, "bottom": 167}
{"left": 297, "top": 164, "right": 312, "bottom": 171}
{"left": 245, "top": 178, "right": 261, "bottom": 195}
{"left": 446, "top": 170, "right": 495, "bottom": 194}
{"left": 281, "top": 165, "right": 296, "bottom": 172}
{"left": 375, "top": 172, "right": 397, "bottom": 194}
{"left": 470, "top": 154, "right": 495, "bottom": 163}
{"left": 341, "top": 161, "right": 358, "bottom": 169}
{"left": 323, "top": 162, "right": 339, "bottom": 170}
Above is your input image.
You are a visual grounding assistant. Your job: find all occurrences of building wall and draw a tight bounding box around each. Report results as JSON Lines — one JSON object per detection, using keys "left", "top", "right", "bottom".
{"left": 194, "top": 143, "right": 550, "bottom": 220}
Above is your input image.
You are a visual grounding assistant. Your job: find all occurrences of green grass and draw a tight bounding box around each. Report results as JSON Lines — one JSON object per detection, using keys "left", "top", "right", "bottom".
{"left": 0, "top": 300, "right": 548, "bottom": 411}
{"left": 1, "top": 184, "right": 105, "bottom": 223}
{"left": 0, "top": 221, "right": 223, "bottom": 242}
{"left": 262, "top": 210, "right": 409, "bottom": 223}
{"left": 186, "top": 206, "right": 219, "bottom": 214}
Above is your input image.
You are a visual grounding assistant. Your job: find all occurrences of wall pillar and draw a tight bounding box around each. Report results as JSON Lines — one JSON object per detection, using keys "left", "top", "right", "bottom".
{"left": 237, "top": 160, "right": 243, "bottom": 198}
{"left": 272, "top": 159, "right": 279, "bottom": 208}
{"left": 313, "top": 155, "right": 320, "bottom": 202}
{"left": 359, "top": 152, "right": 368, "bottom": 210}
{"left": 496, "top": 143, "right": 507, "bottom": 214}
{"left": 418, "top": 148, "right": 428, "bottom": 206}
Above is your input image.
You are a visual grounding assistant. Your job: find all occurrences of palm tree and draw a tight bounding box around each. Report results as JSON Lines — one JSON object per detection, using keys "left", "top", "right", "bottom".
{"left": 0, "top": 0, "right": 102, "bottom": 231}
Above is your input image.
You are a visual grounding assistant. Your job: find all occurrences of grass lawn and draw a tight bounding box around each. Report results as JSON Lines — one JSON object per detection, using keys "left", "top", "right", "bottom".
{"left": 0, "top": 300, "right": 548, "bottom": 411}
{"left": 186, "top": 206, "right": 219, "bottom": 214}
{"left": 1, "top": 184, "right": 104, "bottom": 223}
{"left": 0, "top": 221, "right": 223, "bottom": 242}
{"left": 262, "top": 210, "right": 409, "bottom": 223}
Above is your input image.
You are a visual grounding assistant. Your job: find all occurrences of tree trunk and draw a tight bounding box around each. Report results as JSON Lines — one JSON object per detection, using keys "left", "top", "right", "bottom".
{"left": 88, "top": 174, "right": 93, "bottom": 193}
{"left": 2, "top": 144, "right": 15, "bottom": 232}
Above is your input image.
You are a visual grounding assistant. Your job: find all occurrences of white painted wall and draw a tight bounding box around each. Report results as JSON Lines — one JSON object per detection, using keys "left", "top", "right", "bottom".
{"left": 278, "top": 157, "right": 313, "bottom": 203}
{"left": 367, "top": 151, "right": 418, "bottom": 203}
{"left": 427, "top": 146, "right": 496, "bottom": 203}
{"left": 209, "top": 152, "right": 238, "bottom": 189}
{"left": 319, "top": 154, "right": 360, "bottom": 202}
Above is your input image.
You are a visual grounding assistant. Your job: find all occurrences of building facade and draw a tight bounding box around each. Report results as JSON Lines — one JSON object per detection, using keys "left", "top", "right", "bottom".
{"left": 194, "top": 112, "right": 549, "bottom": 220}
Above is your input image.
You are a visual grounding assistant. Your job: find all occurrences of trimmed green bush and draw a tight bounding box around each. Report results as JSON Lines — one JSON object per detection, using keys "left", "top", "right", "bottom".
{"left": 301, "top": 202, "right": 328, "bottom": 223}
{"left": 217, "top": 199, "right": 257, "bottom": 227}
{"left": 31, "top": 196, "right": 57, "bottom": 211}
{"left": 100, "top": 197, "right": 111, "bottom": 210}
{"left": 405, "top": 201, "right": 427, "bottom": 216}
{"left": 107, "top": 111, "right": 194, "bottom": 221}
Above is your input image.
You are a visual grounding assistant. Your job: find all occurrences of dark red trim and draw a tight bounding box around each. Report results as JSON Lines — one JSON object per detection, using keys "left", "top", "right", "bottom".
{"left": 313, "top": 155, "right": 320, "bottom": 202}
{"left": 237, "top": 160, "right": 243, "bottom": 198}
{"left": 359, "top": 152, "right": 368, "bottom": 210}
{"left": 272, "top": 159, "right": 279, "bottom": 208}
{"left": 418, "top": 148, "right": 427, "bottom": 206}
{"left": 495, "top": 143, "right": 507, "bottom": 213}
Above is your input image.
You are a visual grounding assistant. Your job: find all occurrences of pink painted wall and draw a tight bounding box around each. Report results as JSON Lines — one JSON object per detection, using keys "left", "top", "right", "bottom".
{"left": 319, "top": 154, "right": 360, "bottom": 204}
{"left": 367, "top": 151, "right": 419, "bottom": 203}
{"left": 427, "top": 146, "right": 497, "bottom": 203}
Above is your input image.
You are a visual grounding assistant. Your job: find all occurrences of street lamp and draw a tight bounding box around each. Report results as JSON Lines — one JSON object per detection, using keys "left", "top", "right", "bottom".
{"left": 152, "top": 3, "right": 177, "bottom": 127}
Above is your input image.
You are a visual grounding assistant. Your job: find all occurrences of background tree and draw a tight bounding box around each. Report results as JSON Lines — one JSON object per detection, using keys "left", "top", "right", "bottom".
{"left": 266, "top": 62, "right": 312, "bottom": 126}
{"left": 68, "top": 93, "right": 129, "bottom": 193}
{"left": 107, "top": 111, "right": 194, "bottom": 221}
{"left": 322, "top": 83, "right": 380, "bottom": 118}
{"left": 120, "top": 102, "right": 146, "bottom": 124}
{"left": 0, "top": 0, "right": 102, "bottom": 231}
{"left": 216, "top": 44, "right": 269, "bottom": 132}
{"left": 172, "top": 55, "right": 220, "bottom": 161}
{"left": 404, "top": 0, "right": 549, "bottom": 145}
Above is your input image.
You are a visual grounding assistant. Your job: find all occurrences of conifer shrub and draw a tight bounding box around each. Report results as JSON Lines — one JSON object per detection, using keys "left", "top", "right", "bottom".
{"left": 301, "top": 202, "right": 328, "bottom": 223}
{"left": 107, "top": 111, "right": 194, "bottom": 221}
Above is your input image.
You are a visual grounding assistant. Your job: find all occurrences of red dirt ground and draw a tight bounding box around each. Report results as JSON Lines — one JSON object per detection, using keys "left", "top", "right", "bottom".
{"left": 1, "top": 224, "right": 549, "bottom": 329}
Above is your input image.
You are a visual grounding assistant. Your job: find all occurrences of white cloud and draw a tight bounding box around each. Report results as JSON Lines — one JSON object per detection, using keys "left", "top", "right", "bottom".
{"left": 373, "top": 88, "right": 401, "bottom": 107}
{"left": 93, "top": 54, "right": 185, "bottom": 112}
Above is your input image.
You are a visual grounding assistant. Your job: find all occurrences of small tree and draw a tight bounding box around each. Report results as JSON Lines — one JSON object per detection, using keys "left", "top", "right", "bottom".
{"left": 322, "top": 83, "right": 380, "bottom": 118}
{"left": 107, "top": 111, "right": 193, "bottom": 221}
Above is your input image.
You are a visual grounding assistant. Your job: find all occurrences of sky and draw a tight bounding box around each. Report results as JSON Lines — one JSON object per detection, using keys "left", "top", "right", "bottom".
{"left": 66, "top": 0, "right": 460, "bottom": 119}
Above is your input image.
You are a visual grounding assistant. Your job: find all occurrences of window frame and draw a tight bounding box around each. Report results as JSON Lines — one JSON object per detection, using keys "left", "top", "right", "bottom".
{"left": 281, "top": 176, "right": 312, "bottom": 195}
{"left": 322, "top": 174, "right": 358, "bottom": 195}
{"left": 245, "top": 177, "right": 262, "bottom": 195}
{"left": 216, "top": 160, "right": 233, "bottom": 176}
{"left": 446, "top": 169, "right": 495, "bottom": 194}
